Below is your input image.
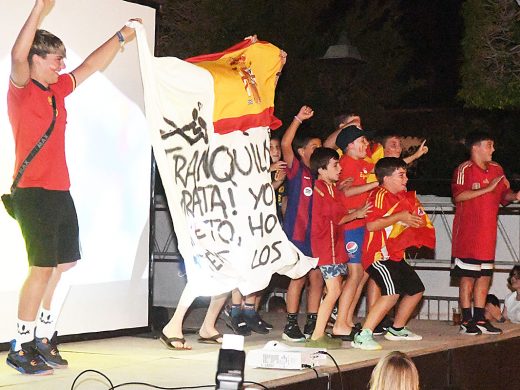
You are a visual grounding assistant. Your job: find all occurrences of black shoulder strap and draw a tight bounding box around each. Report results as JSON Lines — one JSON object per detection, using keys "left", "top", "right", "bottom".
{"left": 11, "top": 95, "right": 57, "bottom": 192}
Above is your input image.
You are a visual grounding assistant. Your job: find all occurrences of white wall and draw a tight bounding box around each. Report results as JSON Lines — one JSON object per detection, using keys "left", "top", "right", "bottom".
{"left": 0, "top": 0, "right": 156, "bottom": 341}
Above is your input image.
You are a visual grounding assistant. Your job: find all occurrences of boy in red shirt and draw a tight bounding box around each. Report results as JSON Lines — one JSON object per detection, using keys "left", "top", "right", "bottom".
{"left": 451, "top": 131, "right": 520, "bottom": 335}
{"left": 6, "top": 0, "right": 139, "bottom": 375}
{"left": 352, "top": 157, "right": 425, "bottom": 350}
{"left": 332, "top": 126, "right": 377, "bottom": 340}
{"left": 306, "top": 147, "right": 370, "bottom": 348}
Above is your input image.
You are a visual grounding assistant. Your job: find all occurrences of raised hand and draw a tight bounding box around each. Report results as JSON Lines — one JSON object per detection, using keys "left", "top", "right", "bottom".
{"left": 296, "top": 105, "right": 314, "bottom": 122}
{"left": 120, "top": 18, "right": 143, "bottom": 42}
{"left": 416, "top": 139, "right": 428, "bottom": 157}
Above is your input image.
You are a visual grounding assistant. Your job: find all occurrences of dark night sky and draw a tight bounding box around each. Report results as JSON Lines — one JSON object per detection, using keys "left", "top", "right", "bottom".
{"left": 398, "top": 1, "right": 464, "bottom": 107}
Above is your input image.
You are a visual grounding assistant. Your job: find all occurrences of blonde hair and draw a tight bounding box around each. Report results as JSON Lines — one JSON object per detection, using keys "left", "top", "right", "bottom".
{"left": 369, "top": 351, "right": 419, "bottom": 390}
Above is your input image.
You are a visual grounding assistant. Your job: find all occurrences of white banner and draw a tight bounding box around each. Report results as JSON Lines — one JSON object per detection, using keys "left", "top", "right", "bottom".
{"left": 134, "top": 25, "right": 316, "bottom": 297}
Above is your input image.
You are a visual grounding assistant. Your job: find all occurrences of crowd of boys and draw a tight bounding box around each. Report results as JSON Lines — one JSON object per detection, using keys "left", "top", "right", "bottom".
{"left": 7, "top": 0, "right": 520, "bottom": 376}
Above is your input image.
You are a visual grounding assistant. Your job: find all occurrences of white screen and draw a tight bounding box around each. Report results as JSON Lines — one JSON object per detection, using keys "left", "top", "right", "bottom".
{"left": 0, "top": 0, "right": 156, "bottom": 341}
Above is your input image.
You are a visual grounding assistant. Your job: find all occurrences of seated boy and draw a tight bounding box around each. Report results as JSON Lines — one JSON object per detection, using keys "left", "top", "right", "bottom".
{"left": 306, "top": 147, "right": 371, "bottom": 348}
{"left": 352, "top": 157, "right": 426, "bottom": 351}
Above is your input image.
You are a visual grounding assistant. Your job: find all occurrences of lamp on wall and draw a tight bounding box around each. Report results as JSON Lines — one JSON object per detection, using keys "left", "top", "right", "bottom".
{"left": 321, "top": 31, "right": 364, "bottom": 63}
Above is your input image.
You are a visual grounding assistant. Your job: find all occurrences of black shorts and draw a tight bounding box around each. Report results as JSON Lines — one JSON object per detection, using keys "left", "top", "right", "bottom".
{"left": 450, "top": 257, "right": 494, "bottom": 278}
{"left": 13, "top": 188, "right": 81, "bottom": 267}
{"left": 367, "top": 259, "right": 425, "bottom": 296}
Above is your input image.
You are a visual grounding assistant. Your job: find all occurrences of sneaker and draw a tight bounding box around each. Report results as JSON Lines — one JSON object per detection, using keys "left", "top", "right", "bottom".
{"left": 476, "top": 320, "right": 502, "bottom": 335}
{"left": 351, "top": 329, "right": 382, "bottom": 351}
{"left": 459, "top": 320, "right": 482, "bottom": 336}
{"left": 282, "top": 322, "right": 306, "bottom": 342}
{"left": 259, "top": 317, "right": 273, "bottom": 330}
{"left": 34, "top": 332, "right": 68, "bottom": 368}
{"left": 305, "top": 335, "right": 342, "bottom": 349}
{"left": 243, "top": 312, "right": 269, "bottom": 334}
{"left": 6, "top": 340, "right": 54, "bottom": 375}
{"left": 384, "top": 327, "right": 422, "bottom": 341}
{"left": 226, "top": 315, "right": 252, "bottom": 336}
{"left": 303, "top": 318, "right": 317, "bottom": 339}
{"left": 373, "top": 316, "right": 392, "bottom": 336}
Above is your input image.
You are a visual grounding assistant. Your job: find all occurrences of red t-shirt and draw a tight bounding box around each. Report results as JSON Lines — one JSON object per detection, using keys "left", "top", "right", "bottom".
{"left": 339, "top": 154, "right": 374, "bottom": 230}
{"left": 8, "top": 74, "right": 75, "bottom": 190}
{"left": 451, "top": 160, "right": 510, "bottom": 261}
{"left": 362, "top": 187, "right": 408, "bottom": 269}
{"left": 311, "top": 179, "right": 347, "bottom": 266}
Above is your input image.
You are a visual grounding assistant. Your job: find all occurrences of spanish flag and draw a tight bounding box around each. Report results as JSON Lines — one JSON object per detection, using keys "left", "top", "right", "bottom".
{"left": 186, "top": 39, "right": 283, "bottom": 134}
{"left": 387, "top": 191, "right": 436, "bottom": 253}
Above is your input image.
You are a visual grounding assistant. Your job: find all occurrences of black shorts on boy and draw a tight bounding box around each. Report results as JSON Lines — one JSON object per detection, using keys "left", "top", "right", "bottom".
{"left": 13, "top": 188, "right": 81, "bottom": 267}
{"left": 367, "top": 259, "right": 424, "bottom": 296}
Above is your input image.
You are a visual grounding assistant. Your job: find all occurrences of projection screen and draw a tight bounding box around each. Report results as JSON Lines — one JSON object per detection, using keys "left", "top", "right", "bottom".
{"left": 0, "top": 0, "right": 156, "bottom": 342}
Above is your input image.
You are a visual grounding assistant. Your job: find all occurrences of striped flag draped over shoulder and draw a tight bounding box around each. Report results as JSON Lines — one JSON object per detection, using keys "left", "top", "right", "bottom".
{"left": 387, "top": 191, "right": 436, "bottom": 254}
{"left": 134, "top": 25, "right": 316, "bottom": 297}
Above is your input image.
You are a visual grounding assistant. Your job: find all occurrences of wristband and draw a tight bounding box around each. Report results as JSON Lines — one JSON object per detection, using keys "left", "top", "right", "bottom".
{"left": 116, "top": 31, "right": 125, "bottom": 50}
{"left": 293, "top": 116, "right": 302, "bottom": 124}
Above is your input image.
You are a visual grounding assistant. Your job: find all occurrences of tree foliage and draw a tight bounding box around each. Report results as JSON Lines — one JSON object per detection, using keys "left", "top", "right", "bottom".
{"left": 459, "top": 0, "right": 520, "bottom": 109}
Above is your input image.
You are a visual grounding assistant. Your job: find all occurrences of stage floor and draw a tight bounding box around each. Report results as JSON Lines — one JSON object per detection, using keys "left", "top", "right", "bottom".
{"left": 2, "top": 313, "right": 520, "bottom": 390}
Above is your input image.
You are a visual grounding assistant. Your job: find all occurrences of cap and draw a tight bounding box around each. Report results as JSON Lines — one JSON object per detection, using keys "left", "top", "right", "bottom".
{"left": 336, "top": 125, "right": 365, "bottom": 151}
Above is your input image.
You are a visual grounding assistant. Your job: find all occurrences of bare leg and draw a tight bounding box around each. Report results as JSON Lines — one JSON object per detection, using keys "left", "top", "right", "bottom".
{"left": 286, "top": 276, "right": 306, "bottom": 313}
{"left": 392, "top": 292, "right": 423, "bottom": 328}
{"left": 311, "top": 276, "right": 341, "bottom": 340}
{"left": 162, "top": 288, "right": 196, "bottom": 349}
{"left": 230, "top": 288, "right": 243, "bottom": 308}
{"left": 459, "top": 276, "right": 475, "bottom": 309}
{"left": 366, "top": 278, "right": 381, "bottom": 311}
{"left": 41, "top": 262, "right": 76, "bottom": 310}
{"left": 333, "top": 264, "right": 363, "bottom": 334}
{"left": 199, "top": 293, "right": 227, "bottom": 342}
{"left": 18, "top": 266, "right": 54, "bottom": 321}
{"left": 306, "top": 268, "right": 324, "bottom": 313}
{"left": 345, "top": 270, "right": 369, "bottom": 325}
{"left": 474, "top": 276, "right": 491, "bottom": 308}
{"left": 363, "top": 295, "right": 399, "bottom": 331}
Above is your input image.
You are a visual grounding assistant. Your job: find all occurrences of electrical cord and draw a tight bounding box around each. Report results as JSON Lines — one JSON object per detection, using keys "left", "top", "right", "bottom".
{"left": 319, "top": 351, "right": 345, "bottom": 390}
{"left": 71, "top": 369, "right": 270, "bottom": 390}
{"left": 301, "top": 364, "right": 320, "bottom": 379}
{"left": 70, "top": 369, "right": 214, "bottom": 390}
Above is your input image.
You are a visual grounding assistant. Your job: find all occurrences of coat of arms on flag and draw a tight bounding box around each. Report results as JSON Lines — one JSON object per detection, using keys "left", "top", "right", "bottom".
{"left": 134, "top": 25, "right": 317, "bottom": 297}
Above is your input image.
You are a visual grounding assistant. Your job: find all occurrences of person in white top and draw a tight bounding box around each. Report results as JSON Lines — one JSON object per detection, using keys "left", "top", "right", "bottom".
{"left": 503, "top": 265, "right": 520, "bottom": 324}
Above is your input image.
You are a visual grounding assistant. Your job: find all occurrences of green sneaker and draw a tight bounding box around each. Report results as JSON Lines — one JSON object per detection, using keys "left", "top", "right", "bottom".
{"left": 351, "top": 329, "right": 382, "bottom": 351}
{"left": 305, "top": 335, "right": 342, "bottom": 349}
{"left": 384, "top": 327, "right": 422, "bottom": 341}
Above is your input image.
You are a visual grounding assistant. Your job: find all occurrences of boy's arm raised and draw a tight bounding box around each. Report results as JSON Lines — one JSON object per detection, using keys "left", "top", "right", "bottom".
{"left": 281, "top": 105, "right": 313, "bottom": 168}
{"left": 11, "top": 0, "right": 53, "bottom": 87}
{"left": 453, "top": 175, "right": 504, "bottom": 203}
{"left": 71, "top": 20, "right": 140, "bottom": 86}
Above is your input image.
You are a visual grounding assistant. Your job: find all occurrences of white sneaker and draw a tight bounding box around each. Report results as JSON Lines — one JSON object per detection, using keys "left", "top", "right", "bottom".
{"left": 351, "top": 329, "right": 382, "bottom": 351}
{"left": 384, "top": 326, "right": 422, "bottom": 341}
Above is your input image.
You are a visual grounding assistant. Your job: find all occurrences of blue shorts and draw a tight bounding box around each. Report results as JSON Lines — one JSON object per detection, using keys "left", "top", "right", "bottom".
{"left": 344, "top": 226, "right": 365, "bottom": 264}
{"left": 319, "top": 263, "right": 348, "bottom": 280}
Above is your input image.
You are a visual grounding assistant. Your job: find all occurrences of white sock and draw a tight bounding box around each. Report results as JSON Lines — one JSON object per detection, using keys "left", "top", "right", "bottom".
{"left": 35, "top": 308, "right": 55, "bottom": 340}
{"left": 15, "top": 320, "right": 35, "bottom": 351}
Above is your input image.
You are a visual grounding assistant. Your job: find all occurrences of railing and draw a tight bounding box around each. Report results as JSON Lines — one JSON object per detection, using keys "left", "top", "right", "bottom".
{"left": 419, "top": 195, "right": 520, "bottom": 263}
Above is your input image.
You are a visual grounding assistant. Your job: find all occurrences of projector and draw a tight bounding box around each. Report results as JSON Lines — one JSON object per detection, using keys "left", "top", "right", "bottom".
{"left": 246, "top": 341, "right": 327, "bottom": 370}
